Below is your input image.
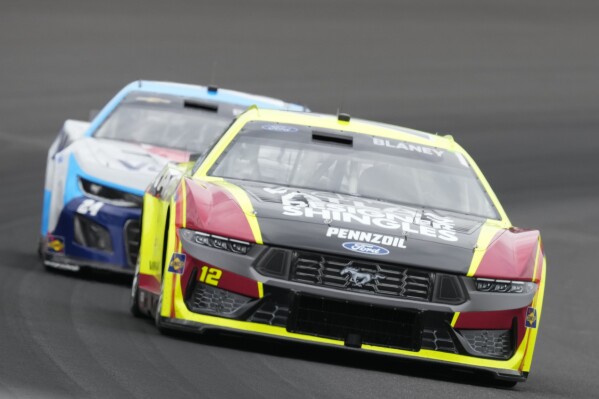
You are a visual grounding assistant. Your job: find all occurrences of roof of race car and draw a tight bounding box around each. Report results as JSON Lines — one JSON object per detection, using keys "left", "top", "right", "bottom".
{"left": 220, "top": 107, "right": 459, "bottom": 151}
{"left": 84, "top": 80, "right": 307, "bottom": 137}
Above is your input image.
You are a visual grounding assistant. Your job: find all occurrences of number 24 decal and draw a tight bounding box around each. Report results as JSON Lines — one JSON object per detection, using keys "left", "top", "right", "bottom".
{"left": 199, "top": 266, "right": 222, "bottom": 286}
{"left": 77, "top": 199, "right": 104, "bottom": 216}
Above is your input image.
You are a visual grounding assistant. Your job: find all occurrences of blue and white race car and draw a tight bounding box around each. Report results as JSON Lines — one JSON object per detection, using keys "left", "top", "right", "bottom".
{"left": 40, "top": 80, "right": 307, "bottom": 274}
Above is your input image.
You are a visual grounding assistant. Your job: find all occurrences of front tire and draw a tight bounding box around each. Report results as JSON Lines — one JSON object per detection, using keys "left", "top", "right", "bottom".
{"left": 38, "top": 237, "right": 53, "bottom": 272}
{"left": 130, "top": 263, "right": 143, "bottom": 318}
{"left": 154, "top": 277, "right": 170, "bottom": 334}
{"left": 37, "top": 237, "right": 44, "bottom": 260}
{"left": 494, "top": 379, "right": 518, "bottom": 389}
{"left": 155, "top": 212, "right": 173, "bottom": 334}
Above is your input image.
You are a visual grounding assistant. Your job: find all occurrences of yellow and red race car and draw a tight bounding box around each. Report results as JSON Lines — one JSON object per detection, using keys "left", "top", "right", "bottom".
{"left": 131, "top": 107, "right": 546, "bottom": 386}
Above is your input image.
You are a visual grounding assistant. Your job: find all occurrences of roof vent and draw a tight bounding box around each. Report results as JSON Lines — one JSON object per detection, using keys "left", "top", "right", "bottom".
{"left": 337, "top": 112, "right": 351, "bottom": 122}
{"left": 207, "top": 85, "right": 218, "bottom": 94}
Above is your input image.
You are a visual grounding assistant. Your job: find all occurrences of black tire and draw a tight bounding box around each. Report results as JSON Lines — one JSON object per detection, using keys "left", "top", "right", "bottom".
{"left": 155, "top": 217, "right": 172, "bottom": 335}
{"left": 154, "top": 277, "right": 170, "bottom": 335}
{"left": 37, "top": 237, "right": 44, "bottom": 260}
{"left": 494, "top": 379, "right": 518, "bottom": 389}
{"left": 38, "top": 238, "right": 53, "bottom": 272}
{"left": 130, "top": 263, "right": 143, "bottom": 318}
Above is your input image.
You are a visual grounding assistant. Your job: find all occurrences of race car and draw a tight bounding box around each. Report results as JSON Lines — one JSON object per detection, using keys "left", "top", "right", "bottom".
{"left": 40, "top": 80, "right": 307, "bottom": 274}
{"left": 132, "top": 108, "right": 546, "bottom": 386}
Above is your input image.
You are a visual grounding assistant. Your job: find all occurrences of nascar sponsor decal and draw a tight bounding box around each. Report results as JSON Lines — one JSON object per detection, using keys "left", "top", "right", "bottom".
{"left": 327, "top": 227, "right": 407, "bottom": 249}
{"left": 168, "top": 253, "right": 186, "bottom": 274}
{"left": 342, "top": 242, "right": 389, "bottom": 256}
{"left": 525, "top": 307, "right": 538, "bottom": 329}
{"left": 267, "top": 188, "right": 458, "bottom": 242}
{"left": 47, "top": 234, "right": 65, "bottom": 254}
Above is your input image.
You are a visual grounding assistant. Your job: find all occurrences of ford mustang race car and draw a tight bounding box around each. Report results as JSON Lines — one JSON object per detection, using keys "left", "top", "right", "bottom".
{"left": 132, "top": 108, "right": 546, "bottom": 386}
{"left": 40, "top": 80, "right": 307, "bottom": 273}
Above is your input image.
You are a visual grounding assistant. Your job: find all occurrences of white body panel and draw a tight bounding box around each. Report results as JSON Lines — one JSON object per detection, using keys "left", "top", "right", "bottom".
{"left": 43, "top": 120, "right": 182, "bottom": 234}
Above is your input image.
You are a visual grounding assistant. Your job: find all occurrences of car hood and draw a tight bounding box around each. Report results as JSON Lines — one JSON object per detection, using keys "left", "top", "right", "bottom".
{"left": 189, "top": 179, "right": 506, "bottom": 275}
{"left": 73, "top": 138, "right": 191, "bottom": 192}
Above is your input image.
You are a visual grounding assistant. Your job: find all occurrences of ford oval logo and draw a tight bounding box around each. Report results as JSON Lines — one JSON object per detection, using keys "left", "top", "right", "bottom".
{"left": 342, "top": 242, "right": 390, "bottom": 256}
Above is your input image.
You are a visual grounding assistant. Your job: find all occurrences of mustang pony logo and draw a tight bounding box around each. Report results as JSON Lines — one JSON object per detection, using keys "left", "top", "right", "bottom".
{"left": 341, "top": 266, "right": 385, "bottom": 287}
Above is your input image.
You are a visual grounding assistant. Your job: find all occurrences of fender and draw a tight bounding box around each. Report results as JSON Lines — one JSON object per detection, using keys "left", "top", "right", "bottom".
{"left": 473, "top": 228, "right": 541, "bottom": 281}
{"left": 181, "top": 178, "right": 256, "bottom": 243}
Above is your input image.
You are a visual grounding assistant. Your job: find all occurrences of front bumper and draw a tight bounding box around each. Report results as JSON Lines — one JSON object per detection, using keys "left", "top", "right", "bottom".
{"left": 157, "top": 314, "right": 527, "bottom": 383}
{"left": 148, "top": 239, "right": 544, "bottom": 382}
{"left": 162, "top": 278, "right": 528, "bottom": 379}
{"left": 42, "top": 196, "right": 141, "bottom": 274}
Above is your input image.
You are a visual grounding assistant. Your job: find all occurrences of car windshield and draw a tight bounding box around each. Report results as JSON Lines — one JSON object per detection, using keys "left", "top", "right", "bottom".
{"left": 94, "top": 95, "right": 232, "bottom": 153}
{"left": 209, "top": 121, "right": 499, "bottom": 219}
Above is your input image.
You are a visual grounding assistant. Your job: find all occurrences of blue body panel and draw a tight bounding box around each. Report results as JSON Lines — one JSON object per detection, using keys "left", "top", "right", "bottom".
{"left": 52, "top": 197, "right": 141, "bottom": 270}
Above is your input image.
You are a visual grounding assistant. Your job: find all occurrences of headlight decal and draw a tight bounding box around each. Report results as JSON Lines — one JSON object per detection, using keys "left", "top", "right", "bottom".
{"left": 79, "top": 177, "right": 143, "bottom": 207}
{"left": 474, "top": 278, "right": 537, "bottom": 294}
{"left": 180, "top": 228, "right": 252, "bottom": 255}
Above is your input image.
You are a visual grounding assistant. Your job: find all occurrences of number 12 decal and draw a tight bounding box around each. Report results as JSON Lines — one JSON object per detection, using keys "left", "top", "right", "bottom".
{"left": 199, "top": 266, "right": 222, "bottom": 286}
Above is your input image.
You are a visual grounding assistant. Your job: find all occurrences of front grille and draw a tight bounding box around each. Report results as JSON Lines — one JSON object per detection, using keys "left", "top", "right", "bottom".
{"left": 188, "top": 283, "right": 252, "bottom": 316}
{"left": 421, "top": 328, "right": 457, "bottom": 353}
{"left": 74, "top": 215, "right": 112, "bottom": 252}
{"left": 249, "top": 299, "right": 289, "bottom": 326}
{"left": 124, "top": 220, "right": 140, "bottom": 268}
{"left": 458, "top": 329, "right": 512, "bottom": 358}
{"left": 287, "top": 295, "right": 421, "bottom": 351}
{"left": 290, "top": 251, "right": 433, "bottom": 301}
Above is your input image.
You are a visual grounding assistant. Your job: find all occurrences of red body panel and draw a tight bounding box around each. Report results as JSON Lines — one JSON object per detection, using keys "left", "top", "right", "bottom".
{"left": 138, "top": 273, "right": 161, "bottom": 295}
{"left": 474, "top": 229, "right": 540, "bottom": 281}
{"left": 180, "top": 178, "right": 255, "bottom": 242}
{"left": 180, "top": 254, "right": 261, "bottom": 299}
{"left": 455, "top": 307, "right": 528, "bottom": 346}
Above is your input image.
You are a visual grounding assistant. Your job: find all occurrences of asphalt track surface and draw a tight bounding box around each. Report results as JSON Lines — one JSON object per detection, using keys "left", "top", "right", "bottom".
{"left": 1, "top": 1, "right": 599, "bottom": 398}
